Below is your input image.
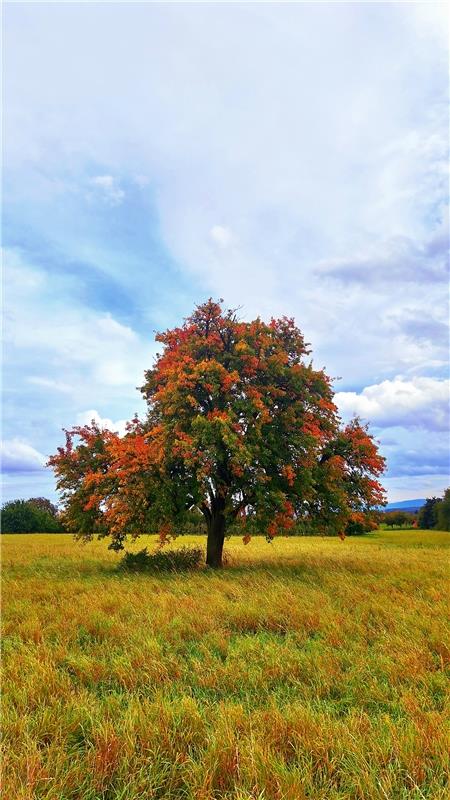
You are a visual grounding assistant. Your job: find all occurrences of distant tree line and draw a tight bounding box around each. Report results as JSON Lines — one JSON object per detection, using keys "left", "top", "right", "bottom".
{"left": 380, "top": 490, "right": 450, "bottom": 532}
{"left": 417, "top": 489, "right": 450, "bottom": 531}
{"left": 382, "top": 510, "right": 417, "bottom": 529}
{"left": 2, "top": 489, "right": 448, "bottom": 536}
{"left": 0, "top": 500, "right": 376, "bottom": 537}
{"left": 1, "top": 498, "right": 65, "bottom": 533}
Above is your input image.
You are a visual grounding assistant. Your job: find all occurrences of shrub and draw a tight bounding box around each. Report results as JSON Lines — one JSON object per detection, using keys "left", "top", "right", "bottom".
{"left": 118, "top": 546, "right": 204, "bottom": 573}
{"left": 345, "top": 518, "right": 377, "bottom": 535}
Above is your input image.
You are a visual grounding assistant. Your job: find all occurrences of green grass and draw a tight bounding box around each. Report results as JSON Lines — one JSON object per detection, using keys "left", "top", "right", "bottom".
{"left": 2, "top": 530, "right": 449, "bottom": 799}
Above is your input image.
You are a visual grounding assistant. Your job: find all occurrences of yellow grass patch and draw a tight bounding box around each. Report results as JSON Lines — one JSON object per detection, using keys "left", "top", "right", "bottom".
{"left": 2, "top": 530, "right": 449, "bottom": 799}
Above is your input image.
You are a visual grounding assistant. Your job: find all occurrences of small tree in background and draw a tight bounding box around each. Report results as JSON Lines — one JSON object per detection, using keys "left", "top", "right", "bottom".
{"left": 404, "top": 511, "right": 417, "bottom": 528}
{"left": 384, "top": 511, "right": 399, "bottom": 529}
{"left": 344, "top": 515, "right": 379, "bottom": 536}
{"left": 28, "top": 497, "right": 59, "bottom": 518}
{"left": 49, "top": 300, "right": 386, "bottom": 567}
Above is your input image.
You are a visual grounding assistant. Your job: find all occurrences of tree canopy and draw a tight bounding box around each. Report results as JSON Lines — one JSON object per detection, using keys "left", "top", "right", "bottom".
{"left": 28, "top": 497, "right": 59, "bottom": 517}
{"left": 49, "top": 300, "right": 386, "bottom": 566}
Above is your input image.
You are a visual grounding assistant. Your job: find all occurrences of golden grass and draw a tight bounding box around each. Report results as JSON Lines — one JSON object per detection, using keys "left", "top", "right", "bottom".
{"left": 2, "top": 530, "right": 449, "bottom": 799}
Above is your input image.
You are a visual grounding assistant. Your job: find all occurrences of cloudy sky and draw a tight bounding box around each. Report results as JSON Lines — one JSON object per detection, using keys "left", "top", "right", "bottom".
{"left": 2, "top": 1, "right": 449, "bottom": 504}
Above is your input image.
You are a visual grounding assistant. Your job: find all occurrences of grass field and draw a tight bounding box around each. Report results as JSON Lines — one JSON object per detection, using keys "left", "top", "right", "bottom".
{"left": 2, "top": 530, "right": 449, "bottom": 800}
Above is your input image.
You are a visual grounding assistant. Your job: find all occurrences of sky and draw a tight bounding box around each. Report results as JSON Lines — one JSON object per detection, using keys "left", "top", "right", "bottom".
{"left": 2, "top": 1, "right": 449, "bottom": 504}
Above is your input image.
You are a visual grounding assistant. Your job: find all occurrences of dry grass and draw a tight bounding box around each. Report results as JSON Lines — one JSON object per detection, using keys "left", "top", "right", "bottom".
{"left": 2, "top": 530, "right": 449, "bottom": 799}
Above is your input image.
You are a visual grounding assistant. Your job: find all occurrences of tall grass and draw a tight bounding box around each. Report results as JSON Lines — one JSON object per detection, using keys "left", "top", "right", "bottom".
{"left": 2, "top": 530, "right": 449, "bottom": 799}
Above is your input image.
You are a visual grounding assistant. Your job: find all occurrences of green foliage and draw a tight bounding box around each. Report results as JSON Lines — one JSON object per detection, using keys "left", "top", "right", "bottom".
{"left": 418, "top": 497, "right": 440, "bottom": 529}
{"left": 383, "top": 510, "right": 416, "bottom": 529}
{"left": 344, "top": 516, "right": 377, "bottom": 535}
{"left": 1, "top": 499, "right": 64, "bottom": 533}
{"left": 50, "top": 300, "right": 385, "bottom": 568}
{"left": 434, "top": 488, "right": 450, "bottom": 532}
{"left": 118, "top": 546, "right": 205, "bottom": 573}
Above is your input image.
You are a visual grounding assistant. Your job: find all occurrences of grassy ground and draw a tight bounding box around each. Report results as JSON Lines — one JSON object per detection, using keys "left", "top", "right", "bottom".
{"left": 2, "top": 530, "right": 449, "bottom": 800}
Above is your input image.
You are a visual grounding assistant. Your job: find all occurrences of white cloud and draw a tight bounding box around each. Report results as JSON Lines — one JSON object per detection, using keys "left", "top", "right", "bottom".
{"left": 382, "top": 474, "right": 449, "bottom": 505}
{"left": 2, "top": 247, "right": 45, "bottom": 292}
{"left": 88, "top": 174, "right": 125, "bottom": 205}
{"left": 76, "top": 409, "right": 128, "bottom": 437}
{"left": 28, "top": 376, "right": 71, "bottom": 393}
{"left": 3, "top": 3, "right": 449, "bottom": 502}
{"left": 3, "top": 249, "right": 151, "bottom": 394}
{"left": 210, "top": 225, "right": 234, "bottom": 248}
{"left": 408, "top": 2, "right": 449, "bottom": 48}
{"left": 133, "top": 174, "right": 150, "bottom": 187}
{"left": 335, "top": 376, "right": 449, "bottom": 431}
{"left": 1, "top": 471, "right": 58, "bottom": 504}
{"left": 315, "top": 232, "right": 448, "bottom": 285}
{"left": 2, "top": 248, "right": 153, "bottom": 473}
{"left": 1, "top": 439, "right": 46, "bottom": 473}
{"left": 6, "top": 308, "right": 146, "bottom": 388}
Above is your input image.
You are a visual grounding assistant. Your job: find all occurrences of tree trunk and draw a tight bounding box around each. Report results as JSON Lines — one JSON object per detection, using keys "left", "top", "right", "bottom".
{"left": 206, "top": 512, "right": 226, "bottom": 568}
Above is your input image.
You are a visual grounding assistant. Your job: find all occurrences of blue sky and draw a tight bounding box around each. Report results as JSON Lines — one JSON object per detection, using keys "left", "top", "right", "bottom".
{"left": 2, "top": 1, "right": 449, "bottom": 504}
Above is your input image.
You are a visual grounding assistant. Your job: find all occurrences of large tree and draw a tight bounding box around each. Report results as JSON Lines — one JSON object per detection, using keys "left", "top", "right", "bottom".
{"left": 417, "top": 497, "right": 439, "bottom": 530}
{"left": 435, "top": 489, "right": 450, "bottom": 532}
{"left": 49, "top": 300, "right": 385, "bottom": 567}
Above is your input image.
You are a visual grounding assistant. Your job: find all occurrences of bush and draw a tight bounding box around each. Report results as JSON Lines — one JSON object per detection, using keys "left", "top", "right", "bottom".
{"left": 118, "top": 546, "right": 204, "bottom": 573}
{"left": 345, "top": 518, "right": 377, "bottom": 536}
{"left": 1, "top": 499, "right": 64, "bottom": 533}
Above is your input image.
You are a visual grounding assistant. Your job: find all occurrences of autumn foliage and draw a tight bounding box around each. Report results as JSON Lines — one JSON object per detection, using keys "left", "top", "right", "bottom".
{"left": 49, "top": 300, "right": 385, "bottom": 566}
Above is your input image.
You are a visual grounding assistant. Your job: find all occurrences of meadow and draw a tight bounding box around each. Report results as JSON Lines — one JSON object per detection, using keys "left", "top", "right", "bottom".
{"left": 2, "top": 530, "right": 449, "bottom": 800}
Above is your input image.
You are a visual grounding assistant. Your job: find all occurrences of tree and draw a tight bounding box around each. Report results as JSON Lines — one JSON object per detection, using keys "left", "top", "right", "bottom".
{"left": 49, "top": 300, "right": 386, "bottom": 567}
{"left": 417, "top": 497, "right": 439, "bottom": 530}
{"left": 344, "top": 515, "right": 378, "bottom": 535}
{"left": 383, "top": 510, "right": 415, "bottom": 529}
{"left": 402, "top": 511, "right": 417, "bottom": 528}
{"left": 28, "top": 497, "right": 59, "bottom": 517}
{"left": 383, "top": 511, "right": 399, "bottom": 529}
{"left": 435, "top": 488, "right": 450, "bottom": 531}
{"left": 1, "top": 499, "right": 64, "bottom": 533}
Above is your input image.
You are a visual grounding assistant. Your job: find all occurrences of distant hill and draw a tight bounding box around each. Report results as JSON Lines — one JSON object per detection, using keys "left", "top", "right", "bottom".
{"left": 378, "top": 499, "right": 426, "bottom": 513}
